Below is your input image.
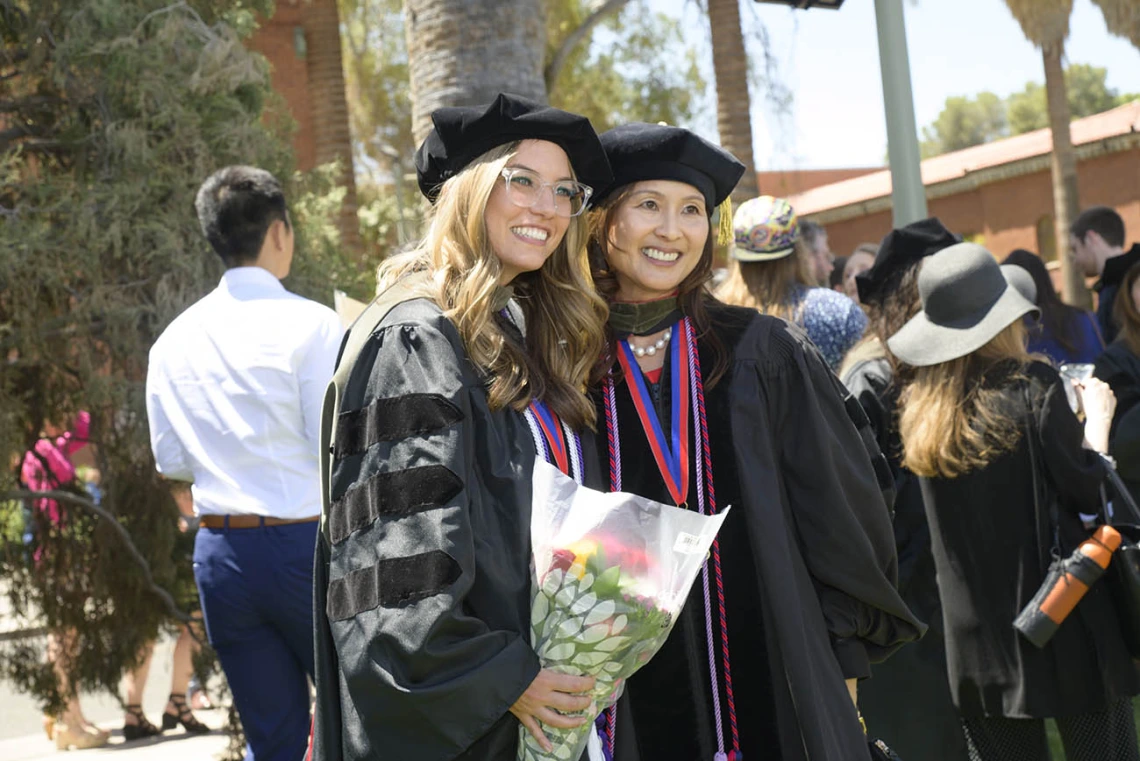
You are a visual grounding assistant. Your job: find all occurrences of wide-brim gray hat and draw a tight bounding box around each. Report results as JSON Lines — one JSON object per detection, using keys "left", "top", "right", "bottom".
{"left": 887, "top": 242, "right": 1040, "bottom": 367}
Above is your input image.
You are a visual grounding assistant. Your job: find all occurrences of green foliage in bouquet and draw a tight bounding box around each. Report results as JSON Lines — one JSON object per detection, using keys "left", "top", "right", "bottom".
{"left": 522, "top": 542, "right": 675, "bottom": 761}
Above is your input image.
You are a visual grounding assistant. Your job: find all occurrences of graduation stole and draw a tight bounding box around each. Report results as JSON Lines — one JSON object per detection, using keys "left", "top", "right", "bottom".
{"left": 524, "top": 399, "right": 582, "bottom": 485}
{"left": 601, "top": 317, "right": 741, "bottom": 761}
{"left": 614, "top": 320, "right": 690, "bottom": 506}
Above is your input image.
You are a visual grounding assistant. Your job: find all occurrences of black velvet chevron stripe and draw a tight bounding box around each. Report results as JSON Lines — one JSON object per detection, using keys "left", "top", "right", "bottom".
{"left": 329, "top": 465, "right": 463, "bottom": 545}
{"left": 326, "top": 550, "right": 462, "bottom": 621}
{"left": 335, "top": 394, "right": 462, "bottom": 457}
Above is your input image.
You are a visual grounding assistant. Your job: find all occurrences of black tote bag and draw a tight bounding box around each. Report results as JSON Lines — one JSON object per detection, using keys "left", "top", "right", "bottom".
{"left": 1100, "top": 463, "right": 1140, "bottom": 658}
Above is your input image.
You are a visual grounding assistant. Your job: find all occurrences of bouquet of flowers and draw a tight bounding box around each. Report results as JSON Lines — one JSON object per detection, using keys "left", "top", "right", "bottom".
{"left": 519, "top": 462, "right": 729, "bottom": 761}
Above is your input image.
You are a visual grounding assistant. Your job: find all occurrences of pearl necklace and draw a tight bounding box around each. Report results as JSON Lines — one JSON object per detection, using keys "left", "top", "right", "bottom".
{"left": 628, "top": 327, "right": 671, "bottom": 358}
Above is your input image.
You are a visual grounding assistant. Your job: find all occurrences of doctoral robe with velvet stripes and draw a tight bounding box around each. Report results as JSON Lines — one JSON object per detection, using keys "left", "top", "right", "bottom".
{"left": 312, "top": 297, "right": 543, "bottom": 761}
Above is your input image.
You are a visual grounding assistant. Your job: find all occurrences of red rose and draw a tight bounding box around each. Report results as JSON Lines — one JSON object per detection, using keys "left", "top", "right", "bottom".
{"left": 549, "top": 548, "right": 576, "bottom": 574}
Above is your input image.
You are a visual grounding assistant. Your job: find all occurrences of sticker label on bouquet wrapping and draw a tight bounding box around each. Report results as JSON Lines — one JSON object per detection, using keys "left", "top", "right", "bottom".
{"left": 673, "top": 532, "right": 705, "bottom": 555}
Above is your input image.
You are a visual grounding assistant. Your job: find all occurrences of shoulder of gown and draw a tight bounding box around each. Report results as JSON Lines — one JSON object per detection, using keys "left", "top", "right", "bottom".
{"left": 717, "top": 310, "right": 924, "bottom": 669}
{"left": 312, "top": 297, "right": 540, "bottom": 761}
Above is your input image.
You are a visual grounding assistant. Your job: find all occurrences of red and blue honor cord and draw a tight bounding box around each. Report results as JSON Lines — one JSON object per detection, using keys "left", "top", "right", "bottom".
{"left": 525, "top": 399, "right": 582, "bottom": 485}
{"left": 614, "top": 322, "right": 690, "bottom": 506}
{"left": 601, "top": 318, "right": 741, "bottom": 761}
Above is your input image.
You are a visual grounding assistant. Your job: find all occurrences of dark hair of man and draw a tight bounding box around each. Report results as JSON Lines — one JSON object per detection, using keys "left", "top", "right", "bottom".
{"left": 1070, "top": 205, "right": 1125, "bottom": 248}
{"left": 800, "top": 219, "right": 825, "bottom": 251}
{"left": 1003, "top": 249, "right": 1085, "bottom": 354}
{"left": 829, "top": 255, "right": 848, "bottom": 289}
{"left": 195, "top": 166, "right": 290, "bottom": 267}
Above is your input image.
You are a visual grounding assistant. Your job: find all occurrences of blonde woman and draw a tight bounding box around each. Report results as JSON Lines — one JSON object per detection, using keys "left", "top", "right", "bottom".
{"left": 839, "top": 219, "right": 969, "bottom": 761}
{"left": 891, "top": 243, "right": 1139, "bottom": 761}
{"left": 716, "top": 196, "right": 866, "bottom": 370}
{"left": 311, "top": 95, "right": 611, "bottom": 761}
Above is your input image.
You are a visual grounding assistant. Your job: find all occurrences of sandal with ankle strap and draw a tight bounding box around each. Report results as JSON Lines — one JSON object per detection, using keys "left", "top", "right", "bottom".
{"left": 55, "top": 722, "right": 110, "bottom": 751}
{"left": 122, "top": 704, "right": 163, "bottom": 741}
{"left": 161, "top": 693, "right": 210, "bottom": 734}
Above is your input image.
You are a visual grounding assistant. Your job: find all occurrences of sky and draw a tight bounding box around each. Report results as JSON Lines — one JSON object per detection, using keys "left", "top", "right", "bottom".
{"left": 651, "top": 0, "right": 1140, "bottom": 170}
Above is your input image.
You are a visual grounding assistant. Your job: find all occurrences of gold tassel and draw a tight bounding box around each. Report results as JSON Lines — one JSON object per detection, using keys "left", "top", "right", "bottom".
{"left": 717, "top": 197, "right": 734, "bottom": 247}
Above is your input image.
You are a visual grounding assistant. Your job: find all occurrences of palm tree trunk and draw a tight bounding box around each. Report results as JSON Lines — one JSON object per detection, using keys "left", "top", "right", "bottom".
{"left": 1042, "top": 41, "right": 1089, "bottom": 308}
{"left": 404, "top": 0, "right": 547, "bottom": 146}
{"left": 708, "top": 0, "right": 758, "bottom": 202}
{"left": 308, "top": 0, "right": 360, "bottom": 251}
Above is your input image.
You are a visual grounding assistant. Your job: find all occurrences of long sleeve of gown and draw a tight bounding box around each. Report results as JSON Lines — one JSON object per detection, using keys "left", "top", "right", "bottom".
{"left": 760, "top": 325, "right": 923, "bottom": 674}
{"left": 1035, "top": 364, "right": 1107, "bottom": 514}
{"left": 314, "top": 310, "right": 540, "bottom": 761}
{"left": 1094, "top": 347, "right": 1140, "bottom": 444}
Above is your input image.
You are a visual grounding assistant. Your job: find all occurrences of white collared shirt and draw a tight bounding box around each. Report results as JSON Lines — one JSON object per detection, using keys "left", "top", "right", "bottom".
{"left": 146, "top": 267, "right": 344, "bottom": 518}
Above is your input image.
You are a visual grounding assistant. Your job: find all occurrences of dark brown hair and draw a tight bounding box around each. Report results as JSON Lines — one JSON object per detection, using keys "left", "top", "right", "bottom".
{"left": 1114, "top": 261, "right": 1140, "bottom": 357}
{"left": 1003, "top": 249, "right": 1087, "bottom": 354}
{"left": 851, "top": 261, "right": 924, "bottom": 386}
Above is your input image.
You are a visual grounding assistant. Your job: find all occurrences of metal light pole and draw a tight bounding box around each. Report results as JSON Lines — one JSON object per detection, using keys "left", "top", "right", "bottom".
{"left": 755, "top": 0, "right": 927, "bottom": 226}
{"left": 873, "top": 0, "right": 927, "bottom": 226}
{"left": 376, "top": 142, "right": 408, "bottom": 245}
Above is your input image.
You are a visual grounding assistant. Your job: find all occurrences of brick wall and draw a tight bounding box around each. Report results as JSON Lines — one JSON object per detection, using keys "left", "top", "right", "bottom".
{"left": 247, "top": 4, "right": 315, "bottom": 171}
{"left": 247, "top": 1, "right": 360, "bottom": 249}
{"left": 757, "top": 167, "right": 882, "bottom": 198}
{"left": 819, "top": 146, "right": 1140, "bottom": 266}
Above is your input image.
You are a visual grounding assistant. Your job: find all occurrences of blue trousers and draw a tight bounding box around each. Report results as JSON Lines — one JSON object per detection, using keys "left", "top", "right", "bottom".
{"left": 194, "top": 520, "right": 317, "bottom": 761}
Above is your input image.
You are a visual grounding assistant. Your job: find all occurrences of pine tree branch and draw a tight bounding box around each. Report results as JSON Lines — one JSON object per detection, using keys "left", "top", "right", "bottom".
{"left": 545, "top": 0, "right": 634, "bottom": 94}
{"left": 1, "top": 48, "right": 29, "bottom": 67}
{"left": 0, "top": 95, "right": 65, "bottom": 113}
{"left": 2, "top": 489, "right": 204, "bottom": 643}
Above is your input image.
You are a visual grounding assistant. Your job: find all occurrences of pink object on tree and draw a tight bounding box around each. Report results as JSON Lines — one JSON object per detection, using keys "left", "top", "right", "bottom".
{"left": 20, "top": 410, "right": 91, "bottom": 526}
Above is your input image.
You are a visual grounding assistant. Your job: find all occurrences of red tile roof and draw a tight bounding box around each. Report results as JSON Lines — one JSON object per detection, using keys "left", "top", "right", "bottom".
{"left": 787, "top": 100, "right": 1140, "bottom": 216}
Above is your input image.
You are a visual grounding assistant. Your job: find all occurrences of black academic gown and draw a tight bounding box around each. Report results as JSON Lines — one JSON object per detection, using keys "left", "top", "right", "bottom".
{"left": 598, "top": 302, "right": 924, "bottom": 761}
{"left": 919, "top": 361, "right": 1139, "bottom": 719}
{"left": 312, "top": 298, "right": 599, "bottom": 761}
{"left": 842, "top": 351, "right": 969, "bottom": 761}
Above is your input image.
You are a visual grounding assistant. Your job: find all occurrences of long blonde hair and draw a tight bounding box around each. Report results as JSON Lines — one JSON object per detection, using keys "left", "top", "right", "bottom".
{"left": 898, "top": 320, "right": 1030, "bottom": 478}
{"left": 714, "top": 239, "right": 815, "bottom": 321}
{"left": 378, "top": 142, "right": 607, "bottom": 430}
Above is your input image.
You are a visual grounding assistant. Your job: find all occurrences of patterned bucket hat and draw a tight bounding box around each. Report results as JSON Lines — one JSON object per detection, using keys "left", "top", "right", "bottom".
{"left": 731, "top": 195, "right": 799, "bottom": 261}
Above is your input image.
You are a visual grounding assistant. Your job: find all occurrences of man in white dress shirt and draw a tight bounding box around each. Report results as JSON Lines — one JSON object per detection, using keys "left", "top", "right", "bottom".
{"left": 146, "top": 166, "right": 343, "bottom": 761}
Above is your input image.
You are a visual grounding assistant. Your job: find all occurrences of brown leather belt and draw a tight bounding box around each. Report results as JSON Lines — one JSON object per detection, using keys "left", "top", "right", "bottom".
{"left": 199, "top": 514, "right": 319, "bottom": 529}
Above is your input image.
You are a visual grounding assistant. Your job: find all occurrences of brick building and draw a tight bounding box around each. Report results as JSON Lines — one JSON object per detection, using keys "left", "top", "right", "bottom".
{"left": 757, "top": 167, "right": 881, "bottom": 198}
{"left": 246, "top": 0, "right": 359, "bottom": 249}
{"left": 787, "top": 101, "right": 1140, "bottom": 263}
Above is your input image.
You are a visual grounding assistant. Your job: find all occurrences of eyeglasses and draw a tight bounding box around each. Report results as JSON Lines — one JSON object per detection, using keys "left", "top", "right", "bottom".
{"left": 499, "top": 168, "right": 593, "bottom": 218}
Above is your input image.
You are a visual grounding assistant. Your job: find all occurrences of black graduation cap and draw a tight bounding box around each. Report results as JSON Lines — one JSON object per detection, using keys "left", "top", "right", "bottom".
{"left": 414, "top": 93, "right": 612, "bottom": 203}
{"left": 594, "top": 123, "right": 745, "bottom": 210}
{"left": 855, "top": 217, "right": 962, "bottom": 307}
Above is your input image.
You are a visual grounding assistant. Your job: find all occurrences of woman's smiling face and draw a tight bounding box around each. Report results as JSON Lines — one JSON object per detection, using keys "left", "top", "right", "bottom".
{"left": 604, "top": 180, "right": 710, "bottom": 302}
{"left": 484, "top": 139, "right": 573, "bottom": 284}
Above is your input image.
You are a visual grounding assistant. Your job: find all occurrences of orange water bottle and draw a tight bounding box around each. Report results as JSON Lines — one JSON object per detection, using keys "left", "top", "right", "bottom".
{"left": 1014, "top": 525, "right": 1122, "bottom": 648}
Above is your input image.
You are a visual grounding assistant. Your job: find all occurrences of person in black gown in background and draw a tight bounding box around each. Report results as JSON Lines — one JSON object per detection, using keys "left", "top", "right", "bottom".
{"left": 840, "top": 218, "right": 970, "bottom": 761}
